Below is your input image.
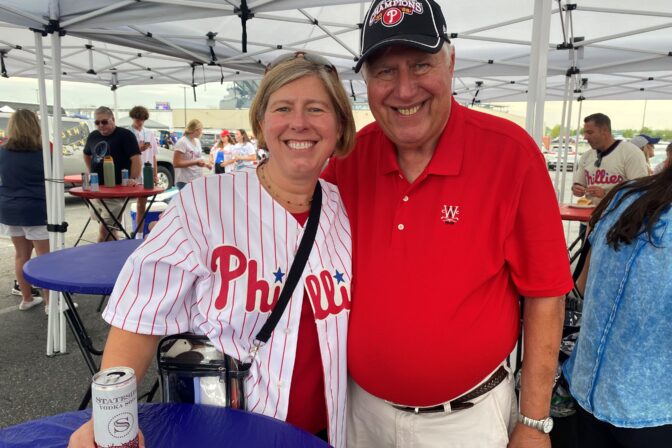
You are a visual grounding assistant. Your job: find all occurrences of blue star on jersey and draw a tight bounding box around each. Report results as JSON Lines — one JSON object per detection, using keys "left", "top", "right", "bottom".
{"left": 334, "top": 270, "right": 345, "bottom": 284}
{"left": 273, "top": 268, "right": 285, "bottom": 283}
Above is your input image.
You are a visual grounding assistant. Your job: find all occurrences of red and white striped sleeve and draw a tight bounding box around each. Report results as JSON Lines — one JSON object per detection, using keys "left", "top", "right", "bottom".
{"left": 102, "top": 200, "right": 203, "bottom": 335}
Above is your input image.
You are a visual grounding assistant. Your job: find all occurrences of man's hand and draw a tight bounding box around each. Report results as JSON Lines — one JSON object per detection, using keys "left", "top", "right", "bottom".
{"left": 571, "top": 183, "right": 586, "bottom": 197}
{"left": 508, "top": 423, "right": 550, "bottom": 448}
{"left": 586, "top": 185, "right": 605, "bottom": 198}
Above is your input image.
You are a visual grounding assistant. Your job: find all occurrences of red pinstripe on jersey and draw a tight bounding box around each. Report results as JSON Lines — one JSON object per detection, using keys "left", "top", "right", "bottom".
{"left": 102, "top": 168, "right": 351, "bottom": 448}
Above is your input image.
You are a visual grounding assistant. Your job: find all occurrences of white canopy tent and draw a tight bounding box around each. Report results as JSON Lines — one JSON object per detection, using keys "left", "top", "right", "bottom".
{"left": 1, "top": 0, "right": 671, "bottom": 354}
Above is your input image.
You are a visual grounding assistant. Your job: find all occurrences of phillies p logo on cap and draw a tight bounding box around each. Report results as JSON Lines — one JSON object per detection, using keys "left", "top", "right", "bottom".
{"left": 355, "top": 0, "right": 450, "bottom": 73}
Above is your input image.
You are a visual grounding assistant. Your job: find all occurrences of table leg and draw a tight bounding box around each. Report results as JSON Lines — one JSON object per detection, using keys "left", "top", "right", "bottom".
{"left": 98, "top": 197, "right": 132, "bottom": 240}
{"left": 84, "top": 198, "right": 118, "bottom": 241}
{"left": 61, "top": 292, "right": 103, "bottom": 374}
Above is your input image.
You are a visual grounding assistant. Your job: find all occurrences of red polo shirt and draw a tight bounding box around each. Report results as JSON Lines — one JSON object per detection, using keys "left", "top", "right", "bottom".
{"left": 322, "top": 100, "right": 573, "bottom": 406}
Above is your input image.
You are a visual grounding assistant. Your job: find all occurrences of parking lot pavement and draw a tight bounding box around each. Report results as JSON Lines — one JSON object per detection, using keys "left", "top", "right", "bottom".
{"left": 0, "top": 197, "right": 157, "bottom": 428}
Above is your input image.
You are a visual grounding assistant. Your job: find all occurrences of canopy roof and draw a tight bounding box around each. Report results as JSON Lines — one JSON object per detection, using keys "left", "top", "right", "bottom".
{"left": 1, "top": 0, "right": 671, "bottom": 103}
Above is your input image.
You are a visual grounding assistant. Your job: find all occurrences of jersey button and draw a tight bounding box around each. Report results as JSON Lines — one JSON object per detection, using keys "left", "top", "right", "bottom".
{"left": 402, "top": 195, "right": 409, "bottom": 202}
{"left": 278, "top": 380, "right": 285, "bottom": 388}
{"left": 397, "top": 224, "right": 405, "bottom": 231}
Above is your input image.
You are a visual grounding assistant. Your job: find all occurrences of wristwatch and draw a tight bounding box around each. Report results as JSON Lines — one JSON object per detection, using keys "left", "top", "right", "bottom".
{"left": 518, "top": 414, "right": 554, "bottom": 434}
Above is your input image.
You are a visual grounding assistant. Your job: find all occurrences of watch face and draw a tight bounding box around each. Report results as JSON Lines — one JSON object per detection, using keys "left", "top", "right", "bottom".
{"left": 542, "top": 418, "right": 554, "bottom": 433}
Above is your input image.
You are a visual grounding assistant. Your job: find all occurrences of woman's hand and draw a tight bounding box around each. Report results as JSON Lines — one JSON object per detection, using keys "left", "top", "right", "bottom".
{"left": 69, "top": 419, "right": 145, "bottom": 448}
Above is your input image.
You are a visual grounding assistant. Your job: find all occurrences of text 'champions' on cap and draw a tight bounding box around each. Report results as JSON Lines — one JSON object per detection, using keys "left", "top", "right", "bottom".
{"left": 355, "top": 0, "right": 450, "bottom": 73}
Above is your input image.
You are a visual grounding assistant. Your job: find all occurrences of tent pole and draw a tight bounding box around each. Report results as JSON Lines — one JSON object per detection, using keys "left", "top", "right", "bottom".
{"left": 525, "top": 0, "right": 552, "bottom": 144}
{"left": 555, "top": 75, "right": 571, "bottom": 194}
{"left": 50, "top": 30, "right": 68, "bottom": 352}
{"left": 559, "top": 94, "right": 574, "bottom": 204}
{"left": 34, "top": 31, "right": 60, "bottom": 356}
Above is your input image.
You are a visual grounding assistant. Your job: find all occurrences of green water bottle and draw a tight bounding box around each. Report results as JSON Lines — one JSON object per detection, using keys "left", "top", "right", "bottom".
{"left": 143, "top": 162, "right": 154, "bottom": 189}
{"left": 103, "top": 156, "right": 116, "bottom": 187}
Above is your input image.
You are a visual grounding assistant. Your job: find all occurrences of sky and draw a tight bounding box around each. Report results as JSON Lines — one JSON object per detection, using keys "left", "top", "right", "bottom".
{"left": 2, "top": 76, "right": 671, "bottom": 132}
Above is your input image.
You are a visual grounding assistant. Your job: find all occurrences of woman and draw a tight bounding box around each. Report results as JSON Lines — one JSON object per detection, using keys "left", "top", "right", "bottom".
{"left": 233, "top": 128, "right": 257, "bottom": 170}
{"left": 209, "top": 129, "right": 236, "bottom": 174}
{"left": 69, "top": 52, "right": 356, "bottom": 447}
{"left": 172, "top": 119, "right": 211, "bottom": 189}
{"left": 0, "top": 109, "right": 50, "bottom": 311}
{"left": 563, "top": 167, "right": 672, "bottom": 447}
{"left": 128, "top": 106, "right": 159, "bottom": 236}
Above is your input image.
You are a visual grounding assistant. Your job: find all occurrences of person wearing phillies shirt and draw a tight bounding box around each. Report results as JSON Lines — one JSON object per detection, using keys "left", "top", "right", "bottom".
{"left": 572, "top": 113, "right": 648, "bottom": 206}
{"left": 322, "top": 0, "right": 573, "bottom": 446}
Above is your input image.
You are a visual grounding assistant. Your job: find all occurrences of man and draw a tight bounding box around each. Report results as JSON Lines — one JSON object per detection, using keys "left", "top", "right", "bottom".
{"left": 572, "top": 113, "right": 648, "bottom": 205}
{"left": 83, "top": 106, "right": 141, "bottom": 241}
{"left": 629, "top": 133, "right": 660, "bottom": 175}
{"left": 322, "top": 1, "right": 573, "bottom": 447}
{"left": 128, "top": 105, "right": 159, "bottom": 238}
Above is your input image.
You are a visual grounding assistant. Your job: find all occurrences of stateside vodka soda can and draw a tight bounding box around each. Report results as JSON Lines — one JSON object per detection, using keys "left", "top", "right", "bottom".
{"left": 92, "top": 367, "right": 140, "bottom": 448}
{"left": 82, "top": 172, "right": 90, "bottom": 191}
{"left": 90, "top": 172, "right": 100, "bottom": 192}
{"left": 121, "top": 169, "right": 129, "bottom": 186}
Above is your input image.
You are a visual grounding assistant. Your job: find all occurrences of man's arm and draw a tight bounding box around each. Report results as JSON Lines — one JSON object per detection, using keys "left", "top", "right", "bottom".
{"left": 129, "top": 154, "right": 142, "bottom": 179}
{"left": 84, "top": 154, "right": 92, "bottom": 172}
{"left": 508, "top": 295, "right": 565, "bottom": 448}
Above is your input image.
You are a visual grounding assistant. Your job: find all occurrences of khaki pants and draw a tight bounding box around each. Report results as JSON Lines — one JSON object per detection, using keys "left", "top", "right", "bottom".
{"left": 347, "top": 365, "right": 517, "bottom": 448}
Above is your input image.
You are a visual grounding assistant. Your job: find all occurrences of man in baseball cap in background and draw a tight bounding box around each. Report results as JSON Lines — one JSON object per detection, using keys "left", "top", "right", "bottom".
{"left": 322, "top": 1, "right": 573, "bottom": 446}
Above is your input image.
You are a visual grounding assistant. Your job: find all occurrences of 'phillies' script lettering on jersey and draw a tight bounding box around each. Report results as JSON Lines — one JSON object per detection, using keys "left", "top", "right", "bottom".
{"left": 584, "top": 169, "right": 625, "bottom": 186}
{"left": 211, "top": 245, "right": 351, "bottom": 319}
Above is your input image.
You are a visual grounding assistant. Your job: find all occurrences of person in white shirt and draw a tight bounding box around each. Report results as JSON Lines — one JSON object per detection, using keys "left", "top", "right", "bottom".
{"left": 173, "top": 119, "right": 212, "bottom": 189}
{"left": 209, "top": 130, "right": 236, "bottom": 174}
{"left": 572, "top": 113, "right": 649, "bottom": 206}
{"left": 233, "top": 128, "right": 257, "bottom": 170}
{"left": 129, "top": 106, "right": 159, "bottom": 234}
{"left": 653, "top": 143, "right": 672, "bottom": 175}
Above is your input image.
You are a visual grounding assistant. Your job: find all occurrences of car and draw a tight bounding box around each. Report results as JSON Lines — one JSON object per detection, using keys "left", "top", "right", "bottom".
{"left": 199, "top": 129, "right": 222, "bottom": 154}
{"left": 0, "top": 112, "right": 175, "bottom": 189}
{"left": 545, "top": 147, "right": 577, "bottom": 171}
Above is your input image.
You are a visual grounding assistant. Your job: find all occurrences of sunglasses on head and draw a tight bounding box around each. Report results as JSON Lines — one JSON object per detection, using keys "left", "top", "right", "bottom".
{"left": 94, "top": 119, "right": 111, "bottom": 126}
{"left": 265, "top": 51, "right": 338, "bottom": 77}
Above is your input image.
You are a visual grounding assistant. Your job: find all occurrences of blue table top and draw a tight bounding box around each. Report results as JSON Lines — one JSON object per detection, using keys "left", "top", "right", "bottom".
{"left": 23, "top": 240, "right": 142, "bottom": 295}
{"left": 0, "top": 403, "right": 330, "bottom": 448}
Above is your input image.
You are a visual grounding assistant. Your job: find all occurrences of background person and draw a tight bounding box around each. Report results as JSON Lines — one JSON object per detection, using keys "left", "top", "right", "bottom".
{"left": 128, "top": 106, "right": 159, "bottom": 237}
{"left": 83, "top": 106, "right": 141, "bottom": 241}
{"left": 209, "top": 130, "right": 236, "bottom": 174}
{"left": 0, "top": 109, "right": 50, "bottom": 311}
{"left": 69, "top": 52, "right": 356, "bottom": 448}
{"left": 233, "top": 128, "right": 257, "bottom": 169}
{"left": 629, "top": 134, "right": 660, "bottom": 175}
{"left": 172, "top": 119, "right": 211, "bottom": 189}
{"left": 653, "top": 142, "right": 672, "bottom": 174}
{"left": 322, "top": 1, "right": 573, "bottom": 447}
{"left": 564, "top": 167, "right": 672, "bottom": 447}
{"left": 572, "top": 113, "right": 648, "bottom": 206}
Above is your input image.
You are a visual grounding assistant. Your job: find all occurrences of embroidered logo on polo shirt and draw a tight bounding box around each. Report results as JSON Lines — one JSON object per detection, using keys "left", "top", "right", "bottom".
{"left": 441, "top": 204, "right": 459, "bottom": 224}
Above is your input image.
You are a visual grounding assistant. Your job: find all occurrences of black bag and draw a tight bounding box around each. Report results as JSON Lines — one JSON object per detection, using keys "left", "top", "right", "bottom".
{"left": 156, "top": 181, "right": 322, "bottom": 408}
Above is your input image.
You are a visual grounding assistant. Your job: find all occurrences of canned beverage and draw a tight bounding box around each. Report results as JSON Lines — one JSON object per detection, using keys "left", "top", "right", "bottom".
{"left": 82, "top": 172, "right": 90, "bottom": 191}
{"left": 121, "top": 169, "right": 129, "bottom": 187}
{"left": 92, "top": 367, "right": 139, "bottom": 448}
{"left": 90, "top": 172, "right": 99, "bottom": 192}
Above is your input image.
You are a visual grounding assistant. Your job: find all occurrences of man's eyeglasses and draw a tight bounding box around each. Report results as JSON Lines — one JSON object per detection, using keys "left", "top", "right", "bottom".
{"left": 94, "top": 119, "right": 111, "bottom": 126}
{"left": 265, "top": 51, "right": 338, "bottom": 78}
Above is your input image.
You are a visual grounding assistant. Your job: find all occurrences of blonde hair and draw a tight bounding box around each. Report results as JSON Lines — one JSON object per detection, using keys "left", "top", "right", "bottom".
{"left": 249, "top": 55, "right": 356, "bottom": 157}
{"left": 3, "top": 109, "right": 42, "bottom": 152}
{"left": 184, "top": 119, "right": 203, "bottom": 137}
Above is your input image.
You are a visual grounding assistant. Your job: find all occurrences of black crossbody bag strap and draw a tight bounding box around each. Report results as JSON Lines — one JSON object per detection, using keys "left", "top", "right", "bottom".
{"left": 242, "top": 183, "right": 322, "bottom": 366}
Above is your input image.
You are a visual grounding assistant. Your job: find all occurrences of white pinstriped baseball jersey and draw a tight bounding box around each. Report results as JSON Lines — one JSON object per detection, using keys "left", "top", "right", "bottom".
{"left": 102, "top": 167, "right": 352, "bottom": 447}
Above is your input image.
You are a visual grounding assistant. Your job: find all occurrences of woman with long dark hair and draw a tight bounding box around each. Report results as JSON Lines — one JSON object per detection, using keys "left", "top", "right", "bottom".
{"left": 563, "top": 164, "right": 672, "bottom": 447}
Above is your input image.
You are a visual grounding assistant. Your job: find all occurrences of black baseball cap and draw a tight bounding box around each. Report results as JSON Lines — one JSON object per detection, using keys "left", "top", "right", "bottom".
{"left": 355, "top": 0, "right": 450, "bottom": 73}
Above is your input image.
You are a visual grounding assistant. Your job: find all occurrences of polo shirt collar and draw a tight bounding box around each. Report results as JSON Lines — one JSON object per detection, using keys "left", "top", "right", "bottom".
{"left": 378, "top": 98, "right": 465, "bottom": 177}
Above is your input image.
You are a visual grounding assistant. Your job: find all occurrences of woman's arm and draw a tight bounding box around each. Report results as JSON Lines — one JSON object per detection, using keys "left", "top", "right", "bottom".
{"left": 173, "top": 149, "right": 204, "bottom": 168}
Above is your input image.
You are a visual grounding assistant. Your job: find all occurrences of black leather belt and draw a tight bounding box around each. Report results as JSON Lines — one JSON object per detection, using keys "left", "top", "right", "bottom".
{"left": 390, "top": 365, "right": 508, "bottom": 414}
